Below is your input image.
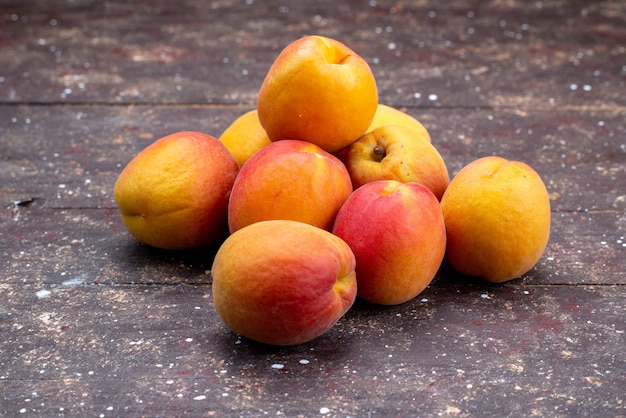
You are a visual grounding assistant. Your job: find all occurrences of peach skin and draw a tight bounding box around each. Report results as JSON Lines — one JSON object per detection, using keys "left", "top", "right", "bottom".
{"left": 257, "top": 35, "right": 378, "bottom": 153}
{"left": 211, "top": 220, "right": 357, "bottom": 345}
{"left": 333, "top": 180, "right": 446, "bottom": 305}
{"left": 228, "top": 139, "right": 353, "bottom": 233}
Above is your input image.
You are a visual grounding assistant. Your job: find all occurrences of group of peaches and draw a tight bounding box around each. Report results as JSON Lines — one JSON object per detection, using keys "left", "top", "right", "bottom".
{"left": 114, "top": 36, "right": 551, "bottom": 346}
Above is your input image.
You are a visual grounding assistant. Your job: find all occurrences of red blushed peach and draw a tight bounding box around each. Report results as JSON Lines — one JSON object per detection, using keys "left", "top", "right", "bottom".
{"left": 228, "top": 139, "right": 353, "bottom": 233}
{"left": 211, "top": 220, "right": 357, "bottom": 346}
{"left": 332, "top": 180, "right": 446, "bottom": 305}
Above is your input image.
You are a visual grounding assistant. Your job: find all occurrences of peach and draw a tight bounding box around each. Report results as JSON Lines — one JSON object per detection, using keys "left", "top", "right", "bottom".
{"left": 343, "top": 125, "right": 450, "bottom": 200}
{"left": 332, "top": 180, "right": 446, "bottom": 305}
{"left": 367, "top": 104, "right": 431, "bottom": 143}
{"left": 113, "top": 131, "right": 239, "bottom": 250}
{"left": 440, "top": 156, "right": 551, "bottom": 282}
{"left": 211, "top": 220, "right": 357, "bottom": 345}
{"left": 228, "top": 139, "right": 353, "bottom": 233}
{"left": 219, "top": 109, "right": 271, "bottom": 167}
{"left": 257, "top": 35, "right": 378, "bottom": 153}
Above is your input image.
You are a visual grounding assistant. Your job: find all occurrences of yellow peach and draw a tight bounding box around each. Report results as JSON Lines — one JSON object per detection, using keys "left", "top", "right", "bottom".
{"left": 219, "top": 109, "right": 271, "bottom": 167}
{"left": 211, "top": 220, "right": 357, "bottom": 345}
{"left": 367, "top": 104, "right": 431, "bottom": 143}
{"left": 257, "top": 35, "right": 378, "bottom": 153}
{"left": 114, "top": 131, "right": 239, "bottom": 249}
{"left": 440, "top": 156, "right": 551, "bottom": 282}
{"left": 343, "top": 125, "right": 450, "bottom": 200}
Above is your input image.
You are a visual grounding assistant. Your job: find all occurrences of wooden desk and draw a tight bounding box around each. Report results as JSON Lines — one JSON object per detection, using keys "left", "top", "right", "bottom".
{"left": 1, "top": 1, "right": 625, "bottom": 416}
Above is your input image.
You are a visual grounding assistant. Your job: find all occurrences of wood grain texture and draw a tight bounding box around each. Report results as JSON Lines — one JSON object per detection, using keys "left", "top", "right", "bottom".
{"left": 1, "top": 283, "right": 625, "bottom": 416}
{"left": 1, "top": 0, "right": 625, "bottom": 416}
{"left": 2, "top": 105, "right": 624, "bottom": 212}
{"left": 1, "top": 0, "right": 624, "bottom": 107}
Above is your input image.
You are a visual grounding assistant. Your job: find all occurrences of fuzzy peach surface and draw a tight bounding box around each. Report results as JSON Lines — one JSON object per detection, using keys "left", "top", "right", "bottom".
{"left": 219, "top": 109, "right": 271, "bottom": 168}
{"left": 333, "top": 180, "right": 446, "bottom": 305}
{"left": 114, "top": 131, "right": 239, "bottom": 250}
{"left": 344, "top": 125, "right": 449, "bottom": 199}
{"left": 257, "top": 35, "right": 378, "bottom": 153}
{"left": 367, "top": 104, "right": 432, "bottom": 143}
{"left": 440, "top": 156, "right": 551, "bottom": 283}
{"left": 228, "top": 140, "right": 353, "bottom": 233}
{"left": 211, "top": 220, "right": 357, "bottom": 346}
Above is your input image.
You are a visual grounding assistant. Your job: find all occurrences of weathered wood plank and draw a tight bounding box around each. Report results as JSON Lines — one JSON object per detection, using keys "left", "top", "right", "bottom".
{"left": 1, "top": 0, "right": 624, "bottom": 108}
{"left": 1, "top": 206, "right": 624, "bottom": 289}
{"left": 1, "top": 283, "right": 624, "bottom": 416}
{"left": 2, "top": 105, "right": 624, "bottom": 212}
{"left": 1, "top": 0, "right": 625, "bottom": 416}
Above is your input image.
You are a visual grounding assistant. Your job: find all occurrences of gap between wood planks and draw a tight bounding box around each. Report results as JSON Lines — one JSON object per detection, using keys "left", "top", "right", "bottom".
{"left": 0, "top": 101, "right": 624, "bottom": 113}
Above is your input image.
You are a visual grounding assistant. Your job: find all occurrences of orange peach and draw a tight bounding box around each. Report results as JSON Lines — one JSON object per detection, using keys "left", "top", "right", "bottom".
{"left": 332, "top": 180, "right": 446, "bottom": 305}
{"left": 343, "top": 125, "right": 450, "bottom": 200}
{"left": 257, "top": 35, "right": 378, "bottom": 153}
{"left": 211, "top": 220, "right": 357, "bottom": 346}
{"left": 113, "top": 131, "right": 239, "bottom": 249}
{"left": 367, "top": 104, "right": 431, "bottom": 143}
{"left": 228, "top": 139, "right": 353, "bottom": 233}
{"left": 219, "top": 109, "right": 271, "bottom": 167}
{"left": 440, "top": 156, "right": 551, "bottom": 282}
